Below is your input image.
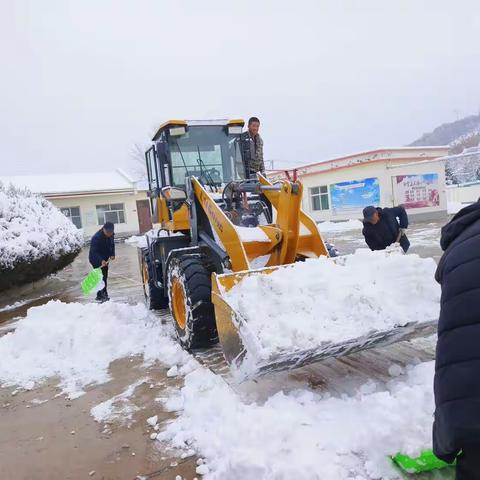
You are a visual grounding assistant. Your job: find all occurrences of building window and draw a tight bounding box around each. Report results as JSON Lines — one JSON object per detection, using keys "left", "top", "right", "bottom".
{"left": 310, "top": 186, "right": 329, "bottom": 211}
{"left": 60, "top": 206, "right": 82, "bottom": 229}
{"left": 96, "top": 203, "right": 126, "bottom": 225}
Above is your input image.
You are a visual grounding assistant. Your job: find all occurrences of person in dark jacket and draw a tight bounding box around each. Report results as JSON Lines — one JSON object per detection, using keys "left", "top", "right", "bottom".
{"left": 89, "top": 222, "right": 115, "bottom": 301}
{"left": 240, "top": 116, "right": 264, "bottom": 179}
{"left": 362, "top": 205, "right": 410, "bottom": 253}
{"left": 433, "top": 201, "right": 480, "bottom": 479}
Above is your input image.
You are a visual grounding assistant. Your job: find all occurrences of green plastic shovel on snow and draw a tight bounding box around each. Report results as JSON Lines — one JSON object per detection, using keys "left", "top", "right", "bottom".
{"left": 392, "top": 449, "right": 455, "bottom": 474}
{"left": 81, "top": 268, "right": 103, "bottom": 296}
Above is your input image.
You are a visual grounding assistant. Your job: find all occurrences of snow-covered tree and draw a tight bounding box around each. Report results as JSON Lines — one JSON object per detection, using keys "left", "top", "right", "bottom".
{"left": 0, "top": 183, "right": 83, "bottom": 291}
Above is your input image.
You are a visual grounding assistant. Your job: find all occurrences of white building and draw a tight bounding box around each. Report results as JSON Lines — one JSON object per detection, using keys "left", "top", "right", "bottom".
{"left": 270, "top": 146, "right": 450, "bottom": 222}
{"left": 0, "top": 169, "right": 150, "bottom": 238}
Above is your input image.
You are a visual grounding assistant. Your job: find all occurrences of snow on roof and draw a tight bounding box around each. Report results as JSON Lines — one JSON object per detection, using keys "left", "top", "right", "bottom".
{"left": 134, "top": 178, "right": 149, "bottom": 191}
{"left": 278, "top": 146, "right": 451, "bottom": 171}
{"left": 0, "top": 169, "right": 139, "bottom": 196}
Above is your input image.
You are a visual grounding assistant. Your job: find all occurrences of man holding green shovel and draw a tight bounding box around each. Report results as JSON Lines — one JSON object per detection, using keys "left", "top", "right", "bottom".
{"left": 88, "top": 222, "right": 115, "bottom": 302}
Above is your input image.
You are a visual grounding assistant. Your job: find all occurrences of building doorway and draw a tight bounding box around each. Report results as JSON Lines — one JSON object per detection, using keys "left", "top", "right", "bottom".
{"left": 136, "top": 200, "right": 153, "bottom": 234}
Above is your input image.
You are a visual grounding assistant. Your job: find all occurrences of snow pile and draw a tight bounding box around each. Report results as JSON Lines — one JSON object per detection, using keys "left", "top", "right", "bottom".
{"left": 0, "top": 183, "right": 83, "bottom": 269}
{"left": 317, "top": 219, "right": 363, "bottom": 233}
{"left": 0, "top": 301, "right": 193, "bottom": 398}
{"left": 158, "top": 361, "right": 435, "bottom": 479}
{"left": 222, "top": 249, "right": 440, "bottom": 363}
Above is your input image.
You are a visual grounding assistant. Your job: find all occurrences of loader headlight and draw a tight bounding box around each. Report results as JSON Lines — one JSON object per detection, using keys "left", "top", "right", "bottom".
{"left": 169, "top": 126, "right": 187, "bottom": 136}
{"left": 228, "top": 126, "right": 243, "bottom": 135}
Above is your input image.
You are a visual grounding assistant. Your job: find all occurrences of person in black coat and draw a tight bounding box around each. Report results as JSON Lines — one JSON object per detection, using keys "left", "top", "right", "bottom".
{"left": 361, "top": 205, "right": 410, "bottom": 253}
{"left": 89, "top": 222, "right": 115, "bottom": 301}
{"left": 433, "top": 201, "right": 480, "bottom": 479}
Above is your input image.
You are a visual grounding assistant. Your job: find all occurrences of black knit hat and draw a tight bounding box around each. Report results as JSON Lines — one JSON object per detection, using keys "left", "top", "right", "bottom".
{"left": 103, "top": 222, "right": 115, "bottom": 232}
{"left": 362, "top": 206, "right": 377, "bottom": 222}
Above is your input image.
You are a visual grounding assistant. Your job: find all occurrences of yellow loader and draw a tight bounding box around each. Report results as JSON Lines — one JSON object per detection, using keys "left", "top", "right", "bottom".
{"left": 139, "top": 119, "right": 435, "bottom": 376}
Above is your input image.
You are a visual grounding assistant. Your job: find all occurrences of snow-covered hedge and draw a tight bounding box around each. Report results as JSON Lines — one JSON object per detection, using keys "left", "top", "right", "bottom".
{"left": 0, "top": 183, "right": 83, "bottom": 290}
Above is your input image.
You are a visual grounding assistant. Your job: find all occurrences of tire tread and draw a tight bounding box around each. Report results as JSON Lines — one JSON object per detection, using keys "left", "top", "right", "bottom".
{"left": 168, "top": 255, "right": 217, "bottom": 349}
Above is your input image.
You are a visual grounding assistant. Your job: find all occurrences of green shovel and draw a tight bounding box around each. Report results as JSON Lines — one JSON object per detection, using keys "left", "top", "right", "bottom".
{"left": 81, "top": 268, "right": 103, "bottom": 296}
{"left": 392, "top": 449, "right": 455, "bottom": 474}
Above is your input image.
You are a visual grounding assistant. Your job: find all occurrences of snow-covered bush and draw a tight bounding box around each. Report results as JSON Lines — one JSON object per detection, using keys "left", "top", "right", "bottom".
{"left": 0, "top": 183, "right": 83, "bottom": 290}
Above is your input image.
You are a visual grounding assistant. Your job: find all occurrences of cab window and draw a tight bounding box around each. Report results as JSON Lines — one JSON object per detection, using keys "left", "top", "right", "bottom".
{"left": 168, "top": 126, "right": 244, "bottom": 186}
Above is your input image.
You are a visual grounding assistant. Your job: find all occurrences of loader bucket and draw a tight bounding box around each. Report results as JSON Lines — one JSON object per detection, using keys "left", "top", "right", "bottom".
{"left": 211, "top": 266, "right": 437, "bottom": 378}
{"left": 211, "top": 266, "right": 280, "bottom": 369}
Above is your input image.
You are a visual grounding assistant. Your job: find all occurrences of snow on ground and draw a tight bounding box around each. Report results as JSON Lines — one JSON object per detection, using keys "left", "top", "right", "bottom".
{"left": 221, "top": 249, "right": 440, "bottom": 370}
{"left": 0, "top": 300, "right": 25, "bottom": 313}
{"left": 0, "top": 320, "right": 20, "bottom": 334}
{"left": 0, "top": 301, "right": 193, "bottom": 398}
{"left": 317, "top": 219, "right": 363, "bottom": 233}
{"left": 0, "top": 242, "right": 444, "bottom": 479}
{"left": 157, "top": 361, "right": 435, "bottom": 480}
{"left": 0, "top": 183, "right": 83, "bottom": 269}
{"left": 408, "top": 227, "right": 442, "bottom": 247}
{"left": 0, "top": 287, "right": 441, "bottom": 479}
{"left": 91, "top": 377, "right": 148, "bottom": 425}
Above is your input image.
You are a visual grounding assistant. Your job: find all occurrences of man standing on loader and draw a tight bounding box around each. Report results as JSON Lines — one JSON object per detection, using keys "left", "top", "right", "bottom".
{"left": 89, "top": 222, "right": 115, "bottom": 302}
{"left": 241, "top": 116, "right": 264, "bottom": 178}
{"left": 362, "top": 205, "right": 410, "bottom": 253}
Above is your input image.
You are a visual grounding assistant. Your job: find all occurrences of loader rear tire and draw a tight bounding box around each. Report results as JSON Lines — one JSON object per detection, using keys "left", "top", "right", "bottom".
{"left": 141, "top": 249, "right": 169, "bottom": 310}
{"left": 167, "top": 256, "right": 218, "bottom": 349}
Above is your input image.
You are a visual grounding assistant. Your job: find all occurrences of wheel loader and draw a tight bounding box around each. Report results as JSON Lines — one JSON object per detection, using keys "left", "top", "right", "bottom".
{"left": 139, "top": 119, "right": 436, "bottom": 376}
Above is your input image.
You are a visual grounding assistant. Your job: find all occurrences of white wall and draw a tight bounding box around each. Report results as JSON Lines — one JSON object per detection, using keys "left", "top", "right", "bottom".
{"left": 446, "top": 182, "right": 480, "bottom": 204}
{"left": 300, "top": 159, "right": 447, "bottom": 222}
{"left": 387, "top": 160, "right": 447, "bottom": 219}
{"left": 49, "top": 191, "right": 148, "bottom": 238}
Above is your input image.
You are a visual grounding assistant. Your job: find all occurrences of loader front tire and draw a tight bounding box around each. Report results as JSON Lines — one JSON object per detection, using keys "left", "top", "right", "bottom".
{"left": 167, "top": 256, "right": 218, "bottom": 349}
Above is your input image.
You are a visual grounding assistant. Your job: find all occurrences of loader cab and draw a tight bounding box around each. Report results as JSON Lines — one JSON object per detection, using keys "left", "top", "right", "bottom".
{"left": 145, "top": 119, "right": 246, "bottom": 229}
{"left": 147, "top": 119, "right": 245, "bottom": 192}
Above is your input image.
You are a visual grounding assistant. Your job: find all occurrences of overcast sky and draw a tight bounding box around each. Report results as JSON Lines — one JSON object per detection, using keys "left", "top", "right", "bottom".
{"left": 1, "top": 0, "right": 479, "bottom": 176}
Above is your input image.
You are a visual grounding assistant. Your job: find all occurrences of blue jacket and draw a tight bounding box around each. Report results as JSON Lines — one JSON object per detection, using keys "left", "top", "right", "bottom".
{"left": 89, "top": 229, "right": 115, "bottom": 268}
{"left": 362, "top": 206, "right": 410, "bottom": 252}
{"left": 433, "top": 202, "right": 480, "bottom": 462}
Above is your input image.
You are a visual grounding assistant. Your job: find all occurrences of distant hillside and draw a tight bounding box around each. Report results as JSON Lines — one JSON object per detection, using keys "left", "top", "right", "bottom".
{"left": 409, "top": 113, "right": 480, "bottom": 185}
{"left": 409, "top": 113, "right": 480, "bottom": 154}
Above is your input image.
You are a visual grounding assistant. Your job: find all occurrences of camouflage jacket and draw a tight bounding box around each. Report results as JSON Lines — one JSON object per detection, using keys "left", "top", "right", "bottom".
{"left": 240, "top": 131, "right": 264, "bottom": 176}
